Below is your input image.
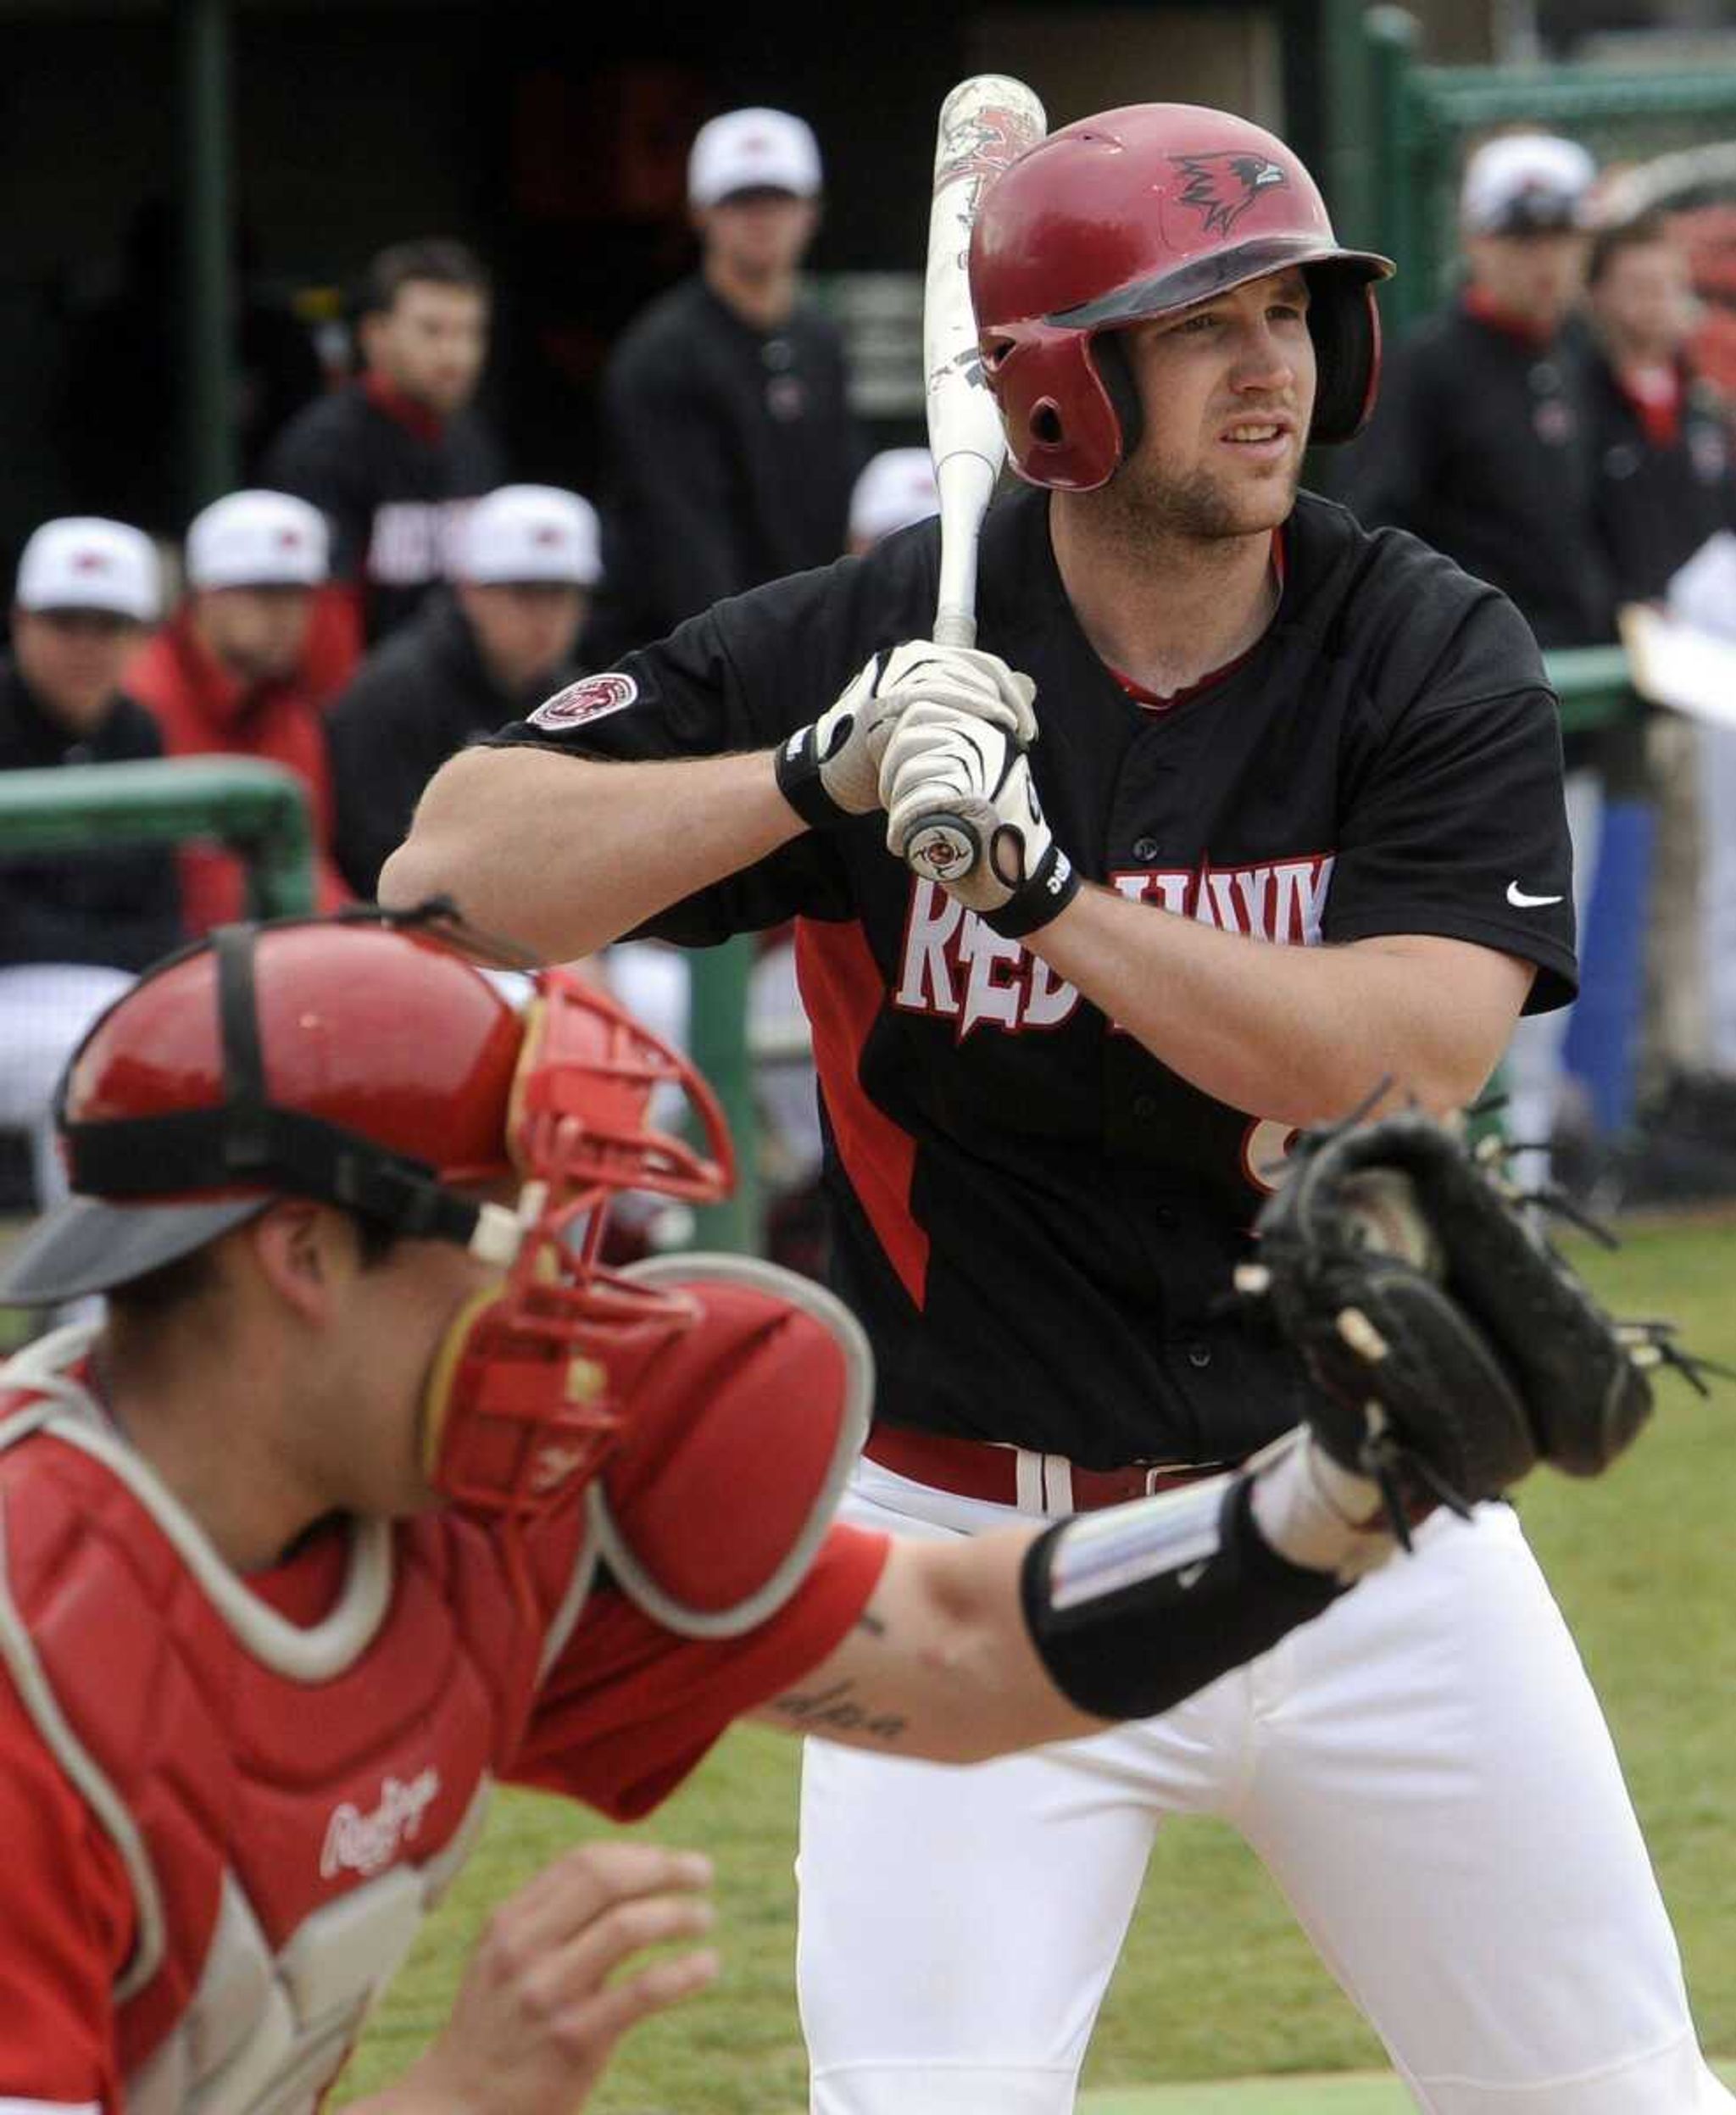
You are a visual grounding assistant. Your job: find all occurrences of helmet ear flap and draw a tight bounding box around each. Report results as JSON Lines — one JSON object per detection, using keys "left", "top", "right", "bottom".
{"left": 1305, "top": 270, "right": 1383, "bottom": 444}
{"left": 1090, "top": 331, "right": 1143, "bottom": 473}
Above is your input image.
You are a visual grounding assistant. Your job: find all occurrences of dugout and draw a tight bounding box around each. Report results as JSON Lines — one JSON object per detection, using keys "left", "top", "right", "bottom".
{"left": 0, "top": 0, "right": 1514, "bottom": 584}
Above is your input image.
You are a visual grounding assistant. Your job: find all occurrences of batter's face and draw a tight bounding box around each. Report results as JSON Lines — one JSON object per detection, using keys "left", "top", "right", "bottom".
{"left": 364, "top": 281, "right": 490, "bottom": 417}
{"left": 1109, "top": 269, "right": 1316, "bottom": 538}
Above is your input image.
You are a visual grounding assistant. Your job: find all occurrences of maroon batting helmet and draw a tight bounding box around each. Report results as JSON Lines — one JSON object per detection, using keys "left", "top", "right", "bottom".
{"left": 970, "top": 104, "right": 1395, "bottom": 491}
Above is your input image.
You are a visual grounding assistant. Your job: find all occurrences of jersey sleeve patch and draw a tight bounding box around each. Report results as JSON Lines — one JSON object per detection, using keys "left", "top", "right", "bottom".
{"left": 527, "top": 672, "right": 640, "bottom": 731}
{"left": 593, "top": 1256, "right": 873, "bottom": 1638}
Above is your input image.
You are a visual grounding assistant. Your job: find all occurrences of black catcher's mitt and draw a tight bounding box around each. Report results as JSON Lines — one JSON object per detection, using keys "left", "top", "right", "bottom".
{"left": 1245, "top": 1109, "right": 1675, "bottom": 1542}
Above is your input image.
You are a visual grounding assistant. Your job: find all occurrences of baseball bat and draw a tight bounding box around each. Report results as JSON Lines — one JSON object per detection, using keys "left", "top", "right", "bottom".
{"left": 900, "top": 73, "right": 1047, "bottom": 881}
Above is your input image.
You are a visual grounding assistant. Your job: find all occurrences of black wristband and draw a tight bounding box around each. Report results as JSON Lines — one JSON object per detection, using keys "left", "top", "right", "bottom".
{"left": 987, "top": 842, "right": 1083, "bottom": 940}
{"left": 1020, "top": 1476, "right": 1343, "bottom": 1722}
{"left": 773, "top": 723, "right": 849, "bottom": 832}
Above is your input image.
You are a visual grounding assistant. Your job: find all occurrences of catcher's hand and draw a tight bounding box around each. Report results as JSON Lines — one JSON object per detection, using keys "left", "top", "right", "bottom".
{"left": 775, "top": 642, "right": 1036, "bottom": 829}
{"left": 1243, "top": 1107, "right": 1673, "bottom": 1544}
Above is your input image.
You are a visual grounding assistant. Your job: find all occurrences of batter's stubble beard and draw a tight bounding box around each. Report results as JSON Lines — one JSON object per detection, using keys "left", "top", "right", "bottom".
{"left": 1096, "top": 451, "right": 1302, "bottom": 560}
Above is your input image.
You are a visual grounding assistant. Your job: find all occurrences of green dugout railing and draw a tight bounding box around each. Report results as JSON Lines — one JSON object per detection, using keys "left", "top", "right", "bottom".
{"left": 1545, "top": 646, "right": 1634, "bottom": 734}
{"left": 1361, "top": 8, "right": 1736, "bottom": 335}
{"left": 0, "top": 755, "right": 315, "bottom": 916}
{"left": 687, "top": 937, "right": 761, "bottom": 1255}
{"left": 0, "top": 755, "right": 767, "bottom": 1251}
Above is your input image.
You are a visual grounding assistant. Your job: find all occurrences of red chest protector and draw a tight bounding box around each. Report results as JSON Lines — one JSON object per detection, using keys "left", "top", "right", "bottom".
{"left": 0, "top": 1255, "right": 871, "bottom": 2113}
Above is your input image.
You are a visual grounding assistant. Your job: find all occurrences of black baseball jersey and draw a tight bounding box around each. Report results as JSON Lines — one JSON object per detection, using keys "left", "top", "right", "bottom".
{"left": 1340, "top": 300, "right": 1613, "bottom": 653}
{"left": 263, "top": 381, "right": 506, "bottom": 642}
{"left": 491, "top": 486, "right": 1576, "bottom": 1470}
{"left": 1578, "top": 348, "right": 1736, "bottom": 604}
{"left": 586, "top": 277, "right": 859, "bottom": 661}
{"left": 0, "top": 657, "right": 182, "bottom": 973}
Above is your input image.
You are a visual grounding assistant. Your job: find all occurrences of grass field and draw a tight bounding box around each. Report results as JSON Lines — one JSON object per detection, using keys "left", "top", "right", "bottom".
{"left": 326, "top": 1214, "right": 1729, "bottom": 2108}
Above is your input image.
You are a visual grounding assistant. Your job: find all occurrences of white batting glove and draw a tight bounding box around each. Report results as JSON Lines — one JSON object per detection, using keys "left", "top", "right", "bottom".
{"left": 882, "top": 700, "right": 1082, "bottom": 937}
{"left": 775, "top": 643, "right": 1037, "bottom": 830}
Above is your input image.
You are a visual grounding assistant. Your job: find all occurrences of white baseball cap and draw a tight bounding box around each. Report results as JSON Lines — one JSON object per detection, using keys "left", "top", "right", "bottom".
{"left": 15, "top": 517, "right": 160, "bottom": 623}
{"left": 1461, "top": 133, "right": 1596, "bottom": 236}
{"left": 850, "top": 449, "right": 941, "bottom": 548}
{"left": 186, "top": 491, "right": 329, "bottom": 590}
{"left": 689, "top": 108, "right": 822, "bottom": 209}
{"left": 458, "top": 485, "right": 602, "bottom": 588}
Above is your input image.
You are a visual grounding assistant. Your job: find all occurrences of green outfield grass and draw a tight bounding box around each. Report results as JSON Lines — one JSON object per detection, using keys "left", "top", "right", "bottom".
{"left": 319, "top": 1214, "right": 1729, "bottom": 2107}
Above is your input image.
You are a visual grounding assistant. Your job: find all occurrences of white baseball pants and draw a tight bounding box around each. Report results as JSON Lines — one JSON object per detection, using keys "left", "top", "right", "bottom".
{"left": 798, "top": 1456, "right": 1729, "bottom": 2114}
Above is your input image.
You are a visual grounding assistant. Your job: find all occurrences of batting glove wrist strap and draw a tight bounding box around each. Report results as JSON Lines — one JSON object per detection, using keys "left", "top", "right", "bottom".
{"left": 986, "top": 840, "right": 1082, "bottom": 938}
{"left": 1020, "top": 1475, "right": 1341, "bottom": 1723}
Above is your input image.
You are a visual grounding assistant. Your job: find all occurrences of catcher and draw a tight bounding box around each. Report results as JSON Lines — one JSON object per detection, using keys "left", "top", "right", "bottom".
{"left": 0, "top": 905, "right": 1665, "bottom": 2112}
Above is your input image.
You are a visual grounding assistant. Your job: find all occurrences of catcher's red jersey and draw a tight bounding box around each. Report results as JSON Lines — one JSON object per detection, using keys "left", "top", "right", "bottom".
{"left": 0, "top": 1261, "right": 884, "bottom": 2109}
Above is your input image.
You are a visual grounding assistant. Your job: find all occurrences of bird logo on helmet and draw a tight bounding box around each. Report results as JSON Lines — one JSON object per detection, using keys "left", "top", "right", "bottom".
{"left": 0, "top": 903, "right": 735, "bottom": 1550}
{"left": 966, "top": 103, "right": 1395, "bottom": 491}
{"left": 1171, "top": 152, "right": 1289, "bottom": 238}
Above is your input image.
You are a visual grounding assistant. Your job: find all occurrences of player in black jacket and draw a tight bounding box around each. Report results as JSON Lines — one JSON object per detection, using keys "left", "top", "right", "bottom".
{"left": 264, "top": 241, "right": 505, "bottom": 646}
{"left": 327, "top": 485, "right": 595, "bottom": 898}
{"left": 0, "top": 517, "right": 181, "bottom": 1233}
{"left": 1581, "top": 213, "right": 1736, "bottom": 604}
{"left": 584, "top": 109, "right": 859, "bottom": 664}
{"left": 387, "top": 107, "right": 1728, "bottom": 2115}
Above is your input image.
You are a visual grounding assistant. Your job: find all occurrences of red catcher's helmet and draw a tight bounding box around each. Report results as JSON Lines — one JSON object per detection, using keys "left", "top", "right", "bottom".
{"left": 0, "top": 907, "right": 729, "bottom": 1307}
{"left": 970, "top": 103, "right": 1395, "bottom": 492}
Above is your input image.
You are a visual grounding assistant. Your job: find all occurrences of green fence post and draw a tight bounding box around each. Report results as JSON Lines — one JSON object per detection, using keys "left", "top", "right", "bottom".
{"left": 1366, "top": 8, "right": 1420, "bottom": 280}
{"left": 176, "top": 0, "right": 237, "bottom": 514}
{"left": 0, "top": 757, "right": 315, "bottom": 917}
{"left": 685, "top": 937, "right": 760, "bottom": 1255}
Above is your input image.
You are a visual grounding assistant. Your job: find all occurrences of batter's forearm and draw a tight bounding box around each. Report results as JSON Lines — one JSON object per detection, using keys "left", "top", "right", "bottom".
{"left": 1032, "top": 886, "right": 1523, "bottom": 1125}
{"left": 380, "top": 744, "right": 807, "bottom": 961}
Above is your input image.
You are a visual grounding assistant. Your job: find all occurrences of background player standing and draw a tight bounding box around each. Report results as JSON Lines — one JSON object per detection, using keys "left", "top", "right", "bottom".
{"left": 584, "top": 108, "right": 860, "bottom": 664}
{"left": 264, "top": 239, "right": 505, "bottom": 655}
{"left": 387, "top": 105, "right": 1728, "bottom": 2112}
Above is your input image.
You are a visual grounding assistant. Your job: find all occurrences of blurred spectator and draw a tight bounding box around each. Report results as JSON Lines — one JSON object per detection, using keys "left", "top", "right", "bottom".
{"left": 1344, "top": 132, "right": 1609, "bottom": 647}
{"left": 848, "top": 448, "right": 939, "bottom": 555}
{"left": 0, "top": 519, "right": 179, "bottom": 1231}
{"left": 263, "top": 240, "right": 506, "bottom": 660}
{"left": 126, "top": 491, "right": 350, "bottom": 933}
{"left": 585, "top": 109, "right": 860, "bottom": 662}
{"left": 1582, "top": 214, "right": 1736, "bottom": 605}
{"left": 1343, "top": 132, "right": 1611, "bottom": 1188}
{"left": 327, "top": 483, "right": 598, "bottom": 899}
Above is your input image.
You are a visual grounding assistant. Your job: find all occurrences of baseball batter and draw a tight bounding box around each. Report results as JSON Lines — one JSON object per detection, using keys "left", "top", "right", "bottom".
{"left": 387, "top": 107, "right": 1729, "bottom": 2113}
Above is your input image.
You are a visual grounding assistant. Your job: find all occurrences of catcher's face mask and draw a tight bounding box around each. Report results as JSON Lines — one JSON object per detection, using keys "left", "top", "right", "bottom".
{"left": 419, "top": 966, "right": 733, "bottom": 1524}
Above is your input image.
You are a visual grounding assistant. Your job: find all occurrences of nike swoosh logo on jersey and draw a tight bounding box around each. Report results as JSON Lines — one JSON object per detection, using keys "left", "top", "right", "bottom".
{"left": 1506, "top": 882, "right": 1564, "bottom": 908}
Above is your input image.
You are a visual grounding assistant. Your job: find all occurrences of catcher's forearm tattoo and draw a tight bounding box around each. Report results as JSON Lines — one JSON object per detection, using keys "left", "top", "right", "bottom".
{"left": 769, "top": 1676, "right": 910, "bottom": 1743}
{"left": 1021, "top": 1476, "right": 1339, "bottom": 1721}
